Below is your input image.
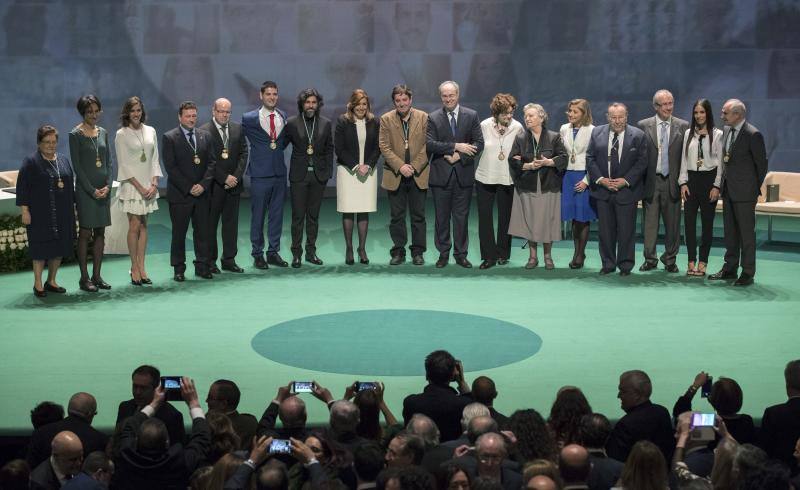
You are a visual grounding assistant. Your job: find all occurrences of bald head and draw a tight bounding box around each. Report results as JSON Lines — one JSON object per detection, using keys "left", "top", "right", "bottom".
{"left": 467, "top": 415, "right": 499, "bottom": 444}
{"left": 330, "top": 400, "right": 360, "bottom": 432}
{"left": 406, "top": 414, "right": 440, "bottom": 448}
{"left": 51, "top": 431, "right": 83, "bottom": 476}
{"left": 68, "top": 392, "right": 97, "bottom": 421}
{"left": 559, "top": 444, "right": 590, "bottom": 484}
{"left": 278, "top": 396, "right": 307, "bottom": 428}
{"left": 212, "top": 97, "right": 232, "bottom": 125}
{"left": 526, "top": 475, "right": 557, "bottom": 490}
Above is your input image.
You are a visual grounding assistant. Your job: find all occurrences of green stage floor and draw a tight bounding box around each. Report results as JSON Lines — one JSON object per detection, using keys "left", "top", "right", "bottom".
{"left": 1, "top": 197, "right": 798, "bottom": 435}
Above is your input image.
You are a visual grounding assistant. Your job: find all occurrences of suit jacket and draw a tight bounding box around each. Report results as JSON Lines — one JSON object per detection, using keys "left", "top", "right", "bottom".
{"left": 759, "top": 397, "right": 800, "bottom": 474}
{"left": 62, "top": 472, "right": 106, "bottom": 490}
{"left": 638, "top": 115, "right": 689, "bottom": 200}
{"left": 29, "top": 459, "right": 61, "bottom": 490}
{"left": 587, "top": 451, "right": 623, "bottom": 490}
{"left": 241, "top": 107, "right": 289, "bottom": 178}
{"left": 605, "top": 401, "right": 674, "bottom": 465}
{"left": 508, "top": 128, "right": 568, "bottom": 192}
{"left": 115, "top": 399, "right": 185, "bottom": 450}
{"left": 199, "top": 121, "right": 249, "bottom": 195}
{"left": 162, "top": 126, "right": 216, "bottom": 203}
{"left": 284, "top": 114, "right": 334, "bottom": 183}
{"left": 426, "top": 106, "right": 484, "bottom": 187}
{"left": 447, "top": 455, "right": 522, "bottom": 490}
{"left": 116, "top": 411, "right": 211, "bottom": 490}
{"left": 586, "top": 124, "right": 649, "bottom": 205}
{"left": 379, "top": 108, "right": 430, "bottom": 191}
{"left": 227, "top": 411, "right": 258, "bottom": 450}
{"left": 27, "top": 415, "right": 109, "bottom": 468}
{"left": 334, "top": 115, "right": 381, "bottom": 169}
{"left": 402, "top": 384, "right": 473, "bottom": 442}
{"left": 720, "top": 121, "right": 768, "bottom": 202}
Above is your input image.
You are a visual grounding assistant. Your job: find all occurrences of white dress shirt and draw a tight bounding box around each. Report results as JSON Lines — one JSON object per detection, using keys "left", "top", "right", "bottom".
{"left": 679, "top": 127, "right": 724, "bottom": 188}
{"left": 476, "top": 118, "right": 523, "bottom": 185}
{"left": 259, "top": 106, "right": 284, "bottom": 137}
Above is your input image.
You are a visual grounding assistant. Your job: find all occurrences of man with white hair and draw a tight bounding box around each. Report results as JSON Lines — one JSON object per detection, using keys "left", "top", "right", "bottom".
{"left": 30, "top": 430, "right": 83, "bottom": 489}
{"left": 708, "top": 98, "right": 767, "bottom": 286}
{"left": 444, "top": 403, "right": 491, "bottom": 448}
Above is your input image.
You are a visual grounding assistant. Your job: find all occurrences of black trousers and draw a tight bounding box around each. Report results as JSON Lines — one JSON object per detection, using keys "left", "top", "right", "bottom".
{"left": 683, "top": 170, "right": 718, "bottom": 263}
{"left": 209, "top": 183, "right": 241, "bottom": 266}
{"left": 431, "top": 173, "right": 472, "bottom": 259}
{"left": 476, "top": 181, "right": 513, "bottom": 261}
{"left": 721, "top": 190, "right": 757, "bottom": 276}
{"left": 169, "top": 195, "right": 210, "bottom": 274}
{"left": 596, "top": 195, "right": 637, "bottom": 273}
{"left": 388, "top": 176, "right": 427, "bottom": 257}
{"left": 290, "top": 172, "right": 326, "bottom": 257}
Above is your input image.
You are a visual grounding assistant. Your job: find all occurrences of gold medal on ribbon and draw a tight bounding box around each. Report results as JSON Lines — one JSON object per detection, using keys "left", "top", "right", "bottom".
{"left": 404, "top": 140, "right": 409, "bottom": 150}
{"left": 270, "top": 140, "right": 277, "bottom": 150}
{"left": 140, "top": 151, "right": 147, "bottom": 162}
{"left": 498, "top": 152, "right": 505, "bottom": 161}
{"left": 221, "top": 149, "right": 229, "bottom": 160}
{"left": 724, "top": 154, "right": 730, "bottom": 163}
{"left": 95, "top": 156, "right": 102, "bottom": 168}
{"left": 697, "top": 158, "right": 703, "bottom": 168}
{"left": 57, "top": 179, "right": 64, "bottom": 189}
{"left": 194, "top": 155, "right": 201, "bottom": 165}
{"left": 307, "top": 145, "right": 314, "bottom": 155}
{"left": 571, "top": 152, "right": 576, "bottom": 163}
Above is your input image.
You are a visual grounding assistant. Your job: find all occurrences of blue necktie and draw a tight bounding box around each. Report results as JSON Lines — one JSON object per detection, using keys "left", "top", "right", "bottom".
{"left": 186, "top": 129, "right": 195, "bottom": 148}
{"left": 449, "top": 112, "right": 457, "bottom": 137}
{"left": 659, "top": 122, "right": 668, "bottom": 176}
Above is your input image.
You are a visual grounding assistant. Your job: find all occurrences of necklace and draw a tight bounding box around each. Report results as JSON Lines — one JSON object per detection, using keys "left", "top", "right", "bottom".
{"left": 303, "top": 116, "right": 316, "bottom": 155}
{"left": 496, "top": 123, "right": 508, "bottom": 160}
{"left": 132, "top": 126, "right": 147, "bottom": 162}
{"left": 43, "top": 153, "right": 64, "bottom": 189}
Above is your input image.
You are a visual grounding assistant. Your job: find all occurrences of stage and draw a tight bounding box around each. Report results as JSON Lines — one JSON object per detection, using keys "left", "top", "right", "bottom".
{"left": 0, "top": 197, "right": 798, "bottom": 436}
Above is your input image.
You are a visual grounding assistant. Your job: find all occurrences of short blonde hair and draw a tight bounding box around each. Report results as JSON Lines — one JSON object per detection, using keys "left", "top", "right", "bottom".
{"left": 567, "top": 99, "right": 593, "bottom": 126}
{"left": 523, "top": 103, "right": 548, "bottom": 126}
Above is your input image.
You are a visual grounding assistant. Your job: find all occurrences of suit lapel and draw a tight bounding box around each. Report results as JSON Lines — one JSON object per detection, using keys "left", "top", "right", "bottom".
{"left": 455, "top": 109, "right": 465, "bottom": 141}
{"left": 621, "top": 127, "right": 633, "bottom": 165}
{"left": 646, "top": 118, "right": 658, "bottom": 147}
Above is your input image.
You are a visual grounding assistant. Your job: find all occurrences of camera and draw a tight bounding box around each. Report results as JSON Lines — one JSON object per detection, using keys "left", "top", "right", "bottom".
{"left": 690, "top": 412, "right": 716, "bottom": 442}
{"left": 269, "top": 439, "right": 292, "bottom": 454}
{"left": 355, "top": 381, "right": 377, "bottom": 392}
{"left": 292, "top": 381, "right": 314, "bottom": 394}
{"left": 701, "top": 376, "right": 713, "bottom": 398}
{"left": 161, "top": 376, "right": 183, "bottom": 401}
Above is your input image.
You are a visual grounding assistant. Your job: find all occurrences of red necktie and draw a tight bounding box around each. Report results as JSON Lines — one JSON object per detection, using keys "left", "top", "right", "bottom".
{"left": 269, "top": 113, "right": 276, "bottom": 140}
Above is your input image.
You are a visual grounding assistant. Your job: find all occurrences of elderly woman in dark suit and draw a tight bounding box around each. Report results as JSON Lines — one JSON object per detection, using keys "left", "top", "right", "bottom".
{"left": 334, "top": 89, "right": 381, "bottom": 265}
{"left": 508, "top": 103, "right": 568, "bottom": 269}
{"left": 17, "top": 125, "right": 76, "bottom": 297}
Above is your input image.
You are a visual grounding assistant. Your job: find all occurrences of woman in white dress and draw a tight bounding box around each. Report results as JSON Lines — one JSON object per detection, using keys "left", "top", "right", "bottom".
{"left": 334, "top": 89, "right": 380, "bottom": 265}
{"left": 115, "top": 96, "right": 162, "bottom": 285}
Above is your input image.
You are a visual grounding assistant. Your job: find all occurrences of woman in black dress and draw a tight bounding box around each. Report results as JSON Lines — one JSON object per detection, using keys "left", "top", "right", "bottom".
{"left": 17, "top": 125, "right": 76, "bottom": 297}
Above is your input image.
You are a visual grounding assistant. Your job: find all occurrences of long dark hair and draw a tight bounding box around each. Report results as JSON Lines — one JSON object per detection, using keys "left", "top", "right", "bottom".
{"left": 685, "top": 98, "right": 715, "bottom": 157}
{"left": 296, "top": 88, "right": 324, "bottom": 116}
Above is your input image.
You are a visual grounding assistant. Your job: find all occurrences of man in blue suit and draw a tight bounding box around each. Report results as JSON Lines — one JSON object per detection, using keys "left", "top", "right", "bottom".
{"left": 241, "top": 81, "right": 289, "bottom": 269}
{"left": 426, "top": 81, "right": 484, "bottom": 268}
{"left": 586, "top": 103, "right": 648, "bottom": 276}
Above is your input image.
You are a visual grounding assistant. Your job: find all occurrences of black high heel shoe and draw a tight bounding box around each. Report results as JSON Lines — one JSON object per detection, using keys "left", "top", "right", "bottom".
{"left": 345, "top": 247, "right": 355, "bottom": 266}
{"left": 357, "top": 248, "right": 369, "bottom": 265}
{"left": 129, "top": 271, "right": 142, "bottom": 286}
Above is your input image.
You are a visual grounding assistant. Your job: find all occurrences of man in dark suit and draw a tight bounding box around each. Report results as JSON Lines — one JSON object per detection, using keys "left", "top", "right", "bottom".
{"left": 450, "top": 432, "right": 522, "bottom": 490}
{"left": 559, "top": 445, "right": 591, "bottom": 490}
{"left": 638, "top": 89, "right": 689, "bottom": 273}
{"left": 241, "top": 81, "right": 290, "bottom": 270}
{"left": 577, "top": 413, "right": 623, "bottom": 490}
{"left": 606, "top": 370, "right": 674, "bottom": 465}
{"left": 163, "top": 101, "right": 216, "bottom": 281}
{"left": 759, "top": 359, "right": 800, "bottom": 474}
{"left": 114, "top": 365, "right": 184, "bottom": 453}
{"left": 206, "top": 379, "right": 257, "bottom": 450}
{"left": 471, "top": 376, "right": 509, "bottom": 428}
{"left": 200, "top": 98, "right": 248, "bottom": 274}
{"left": 284, "top": 88, "right": 334, "bottom": 268}
{"left": 115, "top": 377, "right": 211, "bottom": 489}
{"left": 426, "top": 81, "right": 484, "bottom": 268}
{"left": 586, "top": 103, "right": 649, "bottom": 276}
{"left": 27, "top": 392, "right": 108, "bottom": 468}
{"left": 709, "top": 99, "right": 768, "bottom": 286}
{"left": 30, "top": 430, "right": 83, "bottom": 489}
{"left": 256, "top": 383, "right": 308, "bottom": 441}
{"left": 403, "top": 350, "right": 472, "bottom": 442}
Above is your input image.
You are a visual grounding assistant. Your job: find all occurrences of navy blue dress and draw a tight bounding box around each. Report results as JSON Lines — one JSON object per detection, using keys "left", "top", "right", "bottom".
{"left": 16, "top": 153, "right": 76, "bottom": 260}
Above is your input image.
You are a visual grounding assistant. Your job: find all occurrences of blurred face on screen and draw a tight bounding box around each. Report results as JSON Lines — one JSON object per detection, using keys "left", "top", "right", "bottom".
{"left": 261, "top": 87, "right": 278, "bottom": 111}
{"left": 393, "top": 93, "right": 412, "bottom": 118}
{"left": 395, "top": 2, "right": 431, "bottom": 51}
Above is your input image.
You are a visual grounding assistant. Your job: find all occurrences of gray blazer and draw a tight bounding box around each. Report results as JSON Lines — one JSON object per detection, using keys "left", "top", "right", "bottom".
{"left": 637, "top": 115, "right": 689, "bottom": 201}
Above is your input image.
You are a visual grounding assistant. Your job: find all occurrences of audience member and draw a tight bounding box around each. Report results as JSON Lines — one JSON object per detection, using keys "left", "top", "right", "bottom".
{"left": 576, "top": 413, "right": 623, "bottom": 490}
{"left": 205, "top": 410, "right": 241, "bottom": 466}
{"left": 30, "top": 402, "right": 65, "bottom": 430}
{"left": 27, "top": 392, "right": 109, "bottom": 468}
{"left": 346, "top": 382, "right": 399, "bottom": 443}
{"left": 445, "top": 403, "right": 491, "bottom": 448}
{"left": 759, "top": 359, "right": 800, "bottom": 474}
{"left": 521, "top": 459, "right": 563, "bottom": 488}
{"left": 558, "top": 444, "right": 590, "bottom": 489}
{"left": 462, "top": 432, "right": 521, "bottom": 490}
{"left": 61, "top": 451, "right": 114, "bottom": 490}
{"left": 547, "top": 387, "right": 592, "bottom": 449}
{"left": 732, "top": 444, "right": 768, "bottom": 482}
{"left": 672, "top": 372, "right": 755, "bottom": 444}
{"left": 257, "top": 383, "right": 309, "bottom": 441}
{"left": 206, "top": 379, "right": 258, "bottom": 450}
{"left": 525, "top": 475, "right": 559, "bottom": 490}
{"left": 739, "top": 460, "right": 792, "bottom": 490}
{"left": 30, "top": 430, "right": 83, "bottom": 490}
{"left": 207, "top": 452, "right": 245, "bottom": 489}
{"left": 471, "top": 475, "right": 504, "bottom": 490}
{"left": 114, "top": 365, "right": 185, "bottom": 453}
{"left": 328, "top": 399, "right": 369, "bottom": 452}
{"left": 354, "top": 441, "right": 385, "bottom": 490}
{"left": 0, "top": 459, "right": 30, "bottom": 490}
{"left": 403, "top": 350, "right": 473, "bottom": 442}
{"left": 614, "top": 440, "right": 668, "bottom": 490}
{"left": 188, "top": 465, "right": 213, "bottom": 490}
{"left": 508, "top": 409, "right": 557, "bottom": 463}
{"left": 378, "top": 466, "right": 436, "bottom": 490}
{"left": 606, "top": 370, "right": 673, "bottom": 465}
{"left": 386, "top": 432, "right": 426, "bottom": 468}
{"left": 471, "top": 376, "right": 508, "bottom": 428}
{"left": 114, "top": 377, "right": 210, "bottom": 489}
{"left": 439, "top": 462, "right": 472, "bottom": 490}
{"left": 670, "top": 412, "right": 715, "bottom": 482}
{"left": 256, "top": 460, "right": 291, "bottom": 490}
{"left": 290, "top": 429, "right": 355, "bottom": 489}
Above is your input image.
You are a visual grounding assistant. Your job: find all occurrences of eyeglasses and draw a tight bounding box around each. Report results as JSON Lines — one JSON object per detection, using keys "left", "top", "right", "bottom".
{"left": 477, "top": 454, "right": 503, "bottom": 464}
